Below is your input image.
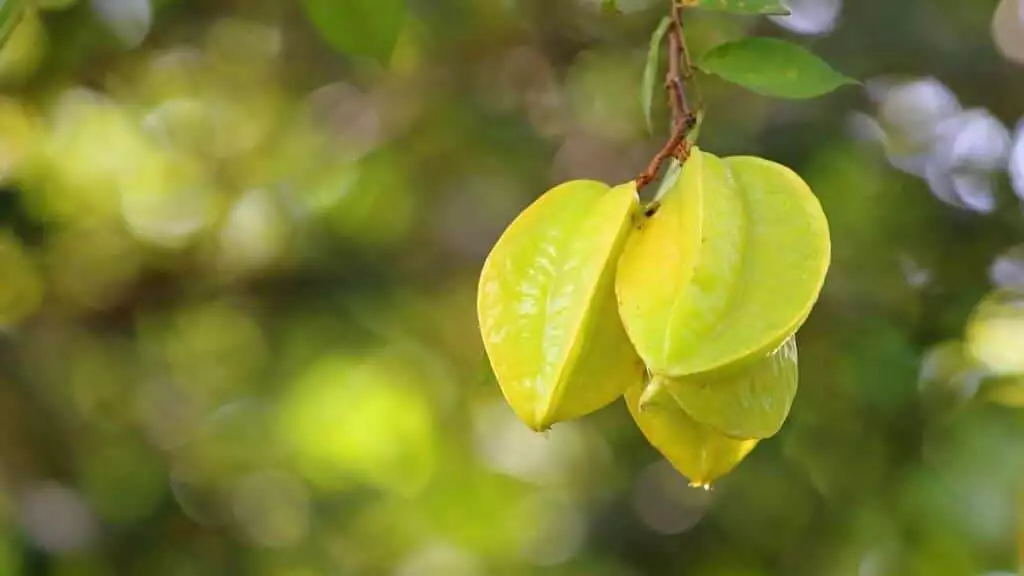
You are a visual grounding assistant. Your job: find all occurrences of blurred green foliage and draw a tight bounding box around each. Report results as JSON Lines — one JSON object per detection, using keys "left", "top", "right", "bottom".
{"left": 0, "top": 1, "right": 1021, "bottom": 575}
{"left": 300, "top": 0, "right": 406, "bottom": 64}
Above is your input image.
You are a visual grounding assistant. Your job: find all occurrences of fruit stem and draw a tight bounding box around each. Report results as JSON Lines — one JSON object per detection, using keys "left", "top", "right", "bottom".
{"left": 636, "top": 1, "right": 701, "bottom": 190}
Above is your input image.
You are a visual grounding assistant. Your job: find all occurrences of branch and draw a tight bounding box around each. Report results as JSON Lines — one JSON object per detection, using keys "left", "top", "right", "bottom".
{"left": 636, "top": 1, "right": 699, "bottom": 190}
{"left": 668, "top": 0, "right": 689, "bottom": 118}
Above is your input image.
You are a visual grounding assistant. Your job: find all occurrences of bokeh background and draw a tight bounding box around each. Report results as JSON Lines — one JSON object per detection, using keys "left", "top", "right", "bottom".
{"left": 0, "top": 0, "right": 1023, "bottom": 574}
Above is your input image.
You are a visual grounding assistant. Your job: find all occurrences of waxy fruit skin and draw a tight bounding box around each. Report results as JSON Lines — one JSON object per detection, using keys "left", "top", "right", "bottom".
{"left": 616, "top": 147, "right": 831, "bottom": 378}
{"left": 478, "top": 180, "right": 644, "bottom": 431}
{"left": 626, "top": 380, "right": 758, "bottom": 487}
{"left": 651, "top": 335, "right": 798, "bottom": 440}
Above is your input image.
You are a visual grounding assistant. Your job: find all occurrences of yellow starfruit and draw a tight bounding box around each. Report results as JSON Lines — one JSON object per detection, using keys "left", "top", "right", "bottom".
{"left": 626, "top": 379, "right": 758, "bottom": 488}
{"left": 478, "top": 181, "right": 644, "bottom": 431}
{"left": 616, "top": 147, "right": 830, "bottom": 378}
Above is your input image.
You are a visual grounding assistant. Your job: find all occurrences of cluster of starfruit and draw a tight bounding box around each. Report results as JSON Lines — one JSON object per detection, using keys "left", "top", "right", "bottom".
{"left": 477, "top": 148, "right": 831, "bottom": 487}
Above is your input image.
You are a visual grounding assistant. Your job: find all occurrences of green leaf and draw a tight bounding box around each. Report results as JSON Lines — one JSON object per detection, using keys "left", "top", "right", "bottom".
{"left": 32, "top": 0, "right": 78, "bottom": 11}
{"left": 682, "top": 0, "right": 791, "bottom": 15}
{"left": 652, "top": 158, "right": 682, "bottom": 203}
{"left": 0, "top": 0, "right": 24, "bottom": 47}
{"left": 686, "top": 108, "right": 705, "bottom": 145}
{"left": 301, "top": 0, "right": 406, "bottom": 64}
{"left": 642, "top": 16, "right": 671, "bottom": 134}
{"left": 601, "top": 0, "right": 620, "bottom": 15}
{"left": 696, "top": 37, "right": 858, "bottom": 99}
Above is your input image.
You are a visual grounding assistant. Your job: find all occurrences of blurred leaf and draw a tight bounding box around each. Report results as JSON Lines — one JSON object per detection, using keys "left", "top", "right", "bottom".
{"left": 643, "top": 16, "right": 671, "bottom": 134}
{"left": 696, "top": 37, "right": 858, "bottom": 99}
{"left": 33, "top": 0, "right": 78, "bottom": 11}
{"left": 682, "top": 0, "right": 791, "bottom": 15}
{"left": 0, "top": 0, "right": 23, "bottom": 47}
{"left": 688, "top": 108, "right": 705, "bottom": 143}
{"left": 0, "top": 231, "right": 42, "bottom": 327}
{"left": 301, "top": 0, "right": 405, "bottom": 64}
{"left": 0, "top": 7, "right": 43, "bottom": 86}
{"left": 981, "top": 376, "right": 1024, "bottom": 408}
{"left": 601, "top": 0, "right": 620, "bottom": 15}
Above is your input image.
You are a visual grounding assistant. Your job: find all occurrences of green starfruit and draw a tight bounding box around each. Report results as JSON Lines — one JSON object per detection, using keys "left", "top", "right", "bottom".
{"left": 478, "top": 180, "right": 644, "bottom": 431}
{"left": 648, "top": 335, "right": 798, "bottom": 439}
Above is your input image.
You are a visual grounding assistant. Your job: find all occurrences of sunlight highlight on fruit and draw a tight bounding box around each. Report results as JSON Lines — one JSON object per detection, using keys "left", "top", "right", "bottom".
{"left": 478, "top": 180, "right": 644, "bottom": 431}
{"left": 652, "top": 335, "right": 799, "bottom": 440}
{"left": 616, "top": 147, "right": 831, "bottom": 377}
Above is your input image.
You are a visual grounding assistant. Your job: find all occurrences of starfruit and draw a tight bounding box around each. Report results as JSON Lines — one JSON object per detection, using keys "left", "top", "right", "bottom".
{"left": 478, "top": 180, "right": 644, "bottom": 431}
{"left": 626, "top": 379, "right": 758, "bottom": 488}
{"left": 616, "top": 147, "right": 831, "bottom": 378}
{"left": 649, "top": 335, "right": 799, "bottom": 440}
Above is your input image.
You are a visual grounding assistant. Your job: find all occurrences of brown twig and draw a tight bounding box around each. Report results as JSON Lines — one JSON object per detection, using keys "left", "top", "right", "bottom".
{"left": 636, "top": 1, "right": 699, "bottom": 190}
